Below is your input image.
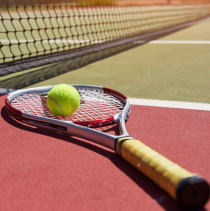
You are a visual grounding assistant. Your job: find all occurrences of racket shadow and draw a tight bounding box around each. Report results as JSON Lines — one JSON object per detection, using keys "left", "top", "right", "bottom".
{"left": 1, "top": 106, "right": 207, "bottom": 211}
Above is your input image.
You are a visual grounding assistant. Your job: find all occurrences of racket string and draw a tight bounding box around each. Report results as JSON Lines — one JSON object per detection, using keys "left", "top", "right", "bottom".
{"left": 10, "top": 88, "right": 125, "bottom": 126}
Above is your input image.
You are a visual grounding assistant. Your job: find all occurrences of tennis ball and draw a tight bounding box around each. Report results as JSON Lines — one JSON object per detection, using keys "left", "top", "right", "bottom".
{"left": 47, "top": 84, "right": 80, "bottom": 117}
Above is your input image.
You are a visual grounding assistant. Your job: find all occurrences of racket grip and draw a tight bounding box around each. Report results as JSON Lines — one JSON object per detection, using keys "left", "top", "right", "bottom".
{"left": 116, "top": 137, "right": 209, "bottom": 209}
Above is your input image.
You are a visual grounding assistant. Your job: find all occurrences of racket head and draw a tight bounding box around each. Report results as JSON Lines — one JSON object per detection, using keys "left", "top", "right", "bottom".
{"left": 5, "top": 85, "right": 131, "bottom": 129}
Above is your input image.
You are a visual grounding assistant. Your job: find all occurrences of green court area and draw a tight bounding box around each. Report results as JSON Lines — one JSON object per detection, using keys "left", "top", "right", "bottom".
{"left": 2, "top": 17, "right": 210, "bottom": 102}
{"left": 1, "top": 17, "right": 210, "bottom": 104}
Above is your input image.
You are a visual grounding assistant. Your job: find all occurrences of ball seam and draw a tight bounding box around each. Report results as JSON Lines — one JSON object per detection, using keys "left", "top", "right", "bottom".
{"left": 48, "top": 96, "right": 64, "bottom": 117}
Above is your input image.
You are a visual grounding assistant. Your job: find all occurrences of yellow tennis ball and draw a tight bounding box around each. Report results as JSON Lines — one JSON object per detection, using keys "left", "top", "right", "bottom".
{"left": 47, "top": 84, "right": 80, "bottom": 117}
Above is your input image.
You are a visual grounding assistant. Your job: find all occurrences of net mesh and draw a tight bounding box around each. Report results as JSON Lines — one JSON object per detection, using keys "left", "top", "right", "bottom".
{"left": 1, "top": 0, "right": 210, "bottom": 76}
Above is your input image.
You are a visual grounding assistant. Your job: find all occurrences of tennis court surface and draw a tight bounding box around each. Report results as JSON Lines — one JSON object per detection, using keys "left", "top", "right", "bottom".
{"left": 0, "top": 0, "right": 210, "bottom": 210}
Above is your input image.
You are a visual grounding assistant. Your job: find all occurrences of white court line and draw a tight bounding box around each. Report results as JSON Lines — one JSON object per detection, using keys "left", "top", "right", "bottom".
{"left": 129, "top": 98, "right": 210, "bottom": 111}
{"left": 135, "top": 40, "right": 210, "bottom": 44}
{"left": 1, "top": 88, "right": 209, "bottom": 111}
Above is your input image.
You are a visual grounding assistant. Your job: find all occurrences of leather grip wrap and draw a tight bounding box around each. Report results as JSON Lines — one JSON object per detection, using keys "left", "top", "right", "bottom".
{"left": 116, "top": 137, "right": 209, "bottom": 209}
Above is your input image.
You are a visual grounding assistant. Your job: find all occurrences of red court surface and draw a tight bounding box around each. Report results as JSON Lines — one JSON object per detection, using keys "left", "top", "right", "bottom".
{"left": 0, "top": 94, "right": 210, "bottom": 211}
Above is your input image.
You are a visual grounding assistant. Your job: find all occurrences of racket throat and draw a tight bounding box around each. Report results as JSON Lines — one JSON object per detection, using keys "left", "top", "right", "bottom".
{"left": 115, "top": 136, "right": 134, "bottom": 156}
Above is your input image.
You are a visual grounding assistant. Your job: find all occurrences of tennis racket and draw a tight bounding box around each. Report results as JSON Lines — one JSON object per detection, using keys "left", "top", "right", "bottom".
{"left": 5, "top": 84, "right": 209, "bottom": 209}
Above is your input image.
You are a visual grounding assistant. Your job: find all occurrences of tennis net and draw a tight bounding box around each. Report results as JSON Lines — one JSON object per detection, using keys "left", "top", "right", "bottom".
{"left": 1, "top": 0, "right": 210, "bottom": 76}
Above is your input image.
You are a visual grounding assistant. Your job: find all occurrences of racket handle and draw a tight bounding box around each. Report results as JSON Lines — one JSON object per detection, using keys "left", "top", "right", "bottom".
{"left": 116, "top": 137, "right": 209, "bottom": 209}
